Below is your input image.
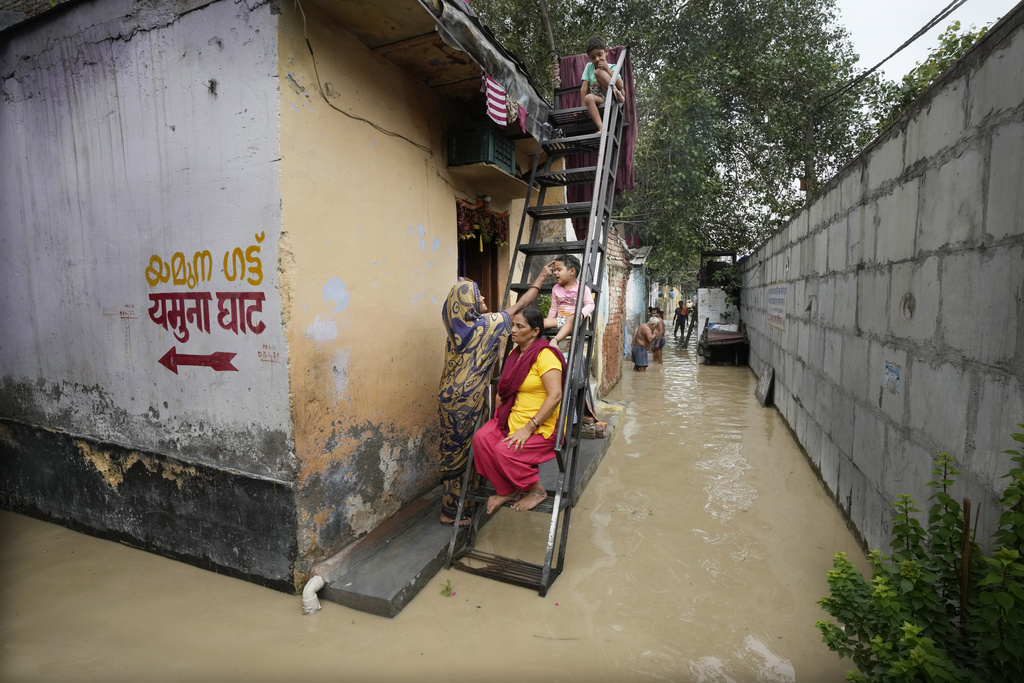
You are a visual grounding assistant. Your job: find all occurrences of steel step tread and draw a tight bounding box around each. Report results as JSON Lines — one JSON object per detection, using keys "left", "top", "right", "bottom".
{"left": 541, "top": 133, "right": 601, "bottom": 155}
{"left": 510, "top": 281, "right": 602, "bottom": 296}
{"left": 550, "top": 106, "right": 594, "bottom": 126}
{"left": 534, "top": 166, "right": 598, "bottom": 187}
{"left": 465, "top": 485, "right": 570, "bottom": 515}
{"left": 526, "top": 202, "right": 598, "bottom": 220}
{"left": 451, "top": 550, "right": 558, "bottom": 591}
{"left": 517, "top": 240, "right": 602, "bottom": 256}
{"left": 548, "top": 107, "right": 629, "bottom": 131}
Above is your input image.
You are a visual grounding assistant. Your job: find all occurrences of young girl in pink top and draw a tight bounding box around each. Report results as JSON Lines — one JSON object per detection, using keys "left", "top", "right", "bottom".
{"left": 545, "top": 254, "right": 594, "bottom": 349}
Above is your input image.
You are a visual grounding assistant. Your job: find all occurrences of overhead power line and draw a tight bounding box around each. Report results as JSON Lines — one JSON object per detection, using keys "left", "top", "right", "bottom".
{"left": 817, "top": 0, "right": 970, "bottom": 111}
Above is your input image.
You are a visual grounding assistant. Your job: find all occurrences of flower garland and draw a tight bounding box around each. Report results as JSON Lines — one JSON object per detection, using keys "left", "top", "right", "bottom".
{"left": 457, "top": 199, "right": 509, "bottom": 247}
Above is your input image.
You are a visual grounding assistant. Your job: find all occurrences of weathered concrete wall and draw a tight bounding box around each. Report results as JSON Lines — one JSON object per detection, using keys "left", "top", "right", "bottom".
{"left": 624, "top": 264, "right": 648, "bottom": 344}
{"left": 595, "top": 225, "right": 630, "bottom": 397}
{"left": 1, "top": 0, "right": 288, "bottom": 473}
{"left": 739, "top": 8, "right": 1024, "bottom": 551}
{"left": 0, "top": 0, "right": 293, "bottom": 584}
{"left": 276, "top": 3, "right": 529, "bottom": 570}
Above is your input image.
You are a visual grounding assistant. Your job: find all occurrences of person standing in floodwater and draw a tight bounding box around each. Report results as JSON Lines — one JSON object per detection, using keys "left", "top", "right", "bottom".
{"left": 652, "top": 309, "right": 666, "bottom": 363}
{"left": 673, "top": 301, "right": 687, "bottom": 338}
{"left": 631, "top": 317, "right": 657, "bottom": 372}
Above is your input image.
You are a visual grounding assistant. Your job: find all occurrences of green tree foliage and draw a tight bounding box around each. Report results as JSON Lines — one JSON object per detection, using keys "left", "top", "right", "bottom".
{"left": 817, "top": 427, "right": 1024, "bottom": 681}
{"left": 473, "top": 0, "right": 670, "bottom": 98}
{"left": 476, "top": 0, "right": 877, "bottom": 283}
{"left": 474, "top": 3, "right": 993, "bottom": 285}
{"left": 625, "top": 0, "right": 879, "bottom": 278}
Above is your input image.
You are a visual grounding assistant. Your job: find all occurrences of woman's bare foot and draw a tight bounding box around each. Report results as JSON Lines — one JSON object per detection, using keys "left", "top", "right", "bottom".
{"left": 440, "top": 513, "right": 471, "bottom": 527}
{"left": 511, "top": 484, "right": 547, "bottom": 512}
{"left": 486, "top": 492, "right": 519, "bottom": 514}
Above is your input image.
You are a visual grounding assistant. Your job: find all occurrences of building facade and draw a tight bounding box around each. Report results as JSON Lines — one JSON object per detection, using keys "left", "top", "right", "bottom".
{"left": 0, "top": 0, "right": 551, "bottom": 590}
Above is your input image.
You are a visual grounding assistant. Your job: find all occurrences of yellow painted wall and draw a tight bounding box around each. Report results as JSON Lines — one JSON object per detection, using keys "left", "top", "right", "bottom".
{"left": 278, "top": 3, "right": 529, "bottom": 573}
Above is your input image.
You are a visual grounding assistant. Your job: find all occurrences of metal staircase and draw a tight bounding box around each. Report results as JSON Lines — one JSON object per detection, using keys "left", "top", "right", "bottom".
{"left": 446, "top": 55, "right": 629, "bottom": 596}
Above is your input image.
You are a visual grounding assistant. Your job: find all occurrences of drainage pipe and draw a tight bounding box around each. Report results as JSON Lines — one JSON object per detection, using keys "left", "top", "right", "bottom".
{"left": 302, "top": 575, "right": 326, "bottom": 615}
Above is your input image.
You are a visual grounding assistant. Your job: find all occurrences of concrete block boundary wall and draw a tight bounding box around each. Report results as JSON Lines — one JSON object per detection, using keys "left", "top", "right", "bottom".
{"left": 739, "top": 4, "right": 1024, "bottom": 553}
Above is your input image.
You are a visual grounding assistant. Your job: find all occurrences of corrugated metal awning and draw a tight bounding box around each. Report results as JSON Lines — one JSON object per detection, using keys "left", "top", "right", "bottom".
{"left": 311, "top": 0, "right": 551, "bottom": 139}
{"left": 628, "top": 246, "right": 653, "bottom": 266}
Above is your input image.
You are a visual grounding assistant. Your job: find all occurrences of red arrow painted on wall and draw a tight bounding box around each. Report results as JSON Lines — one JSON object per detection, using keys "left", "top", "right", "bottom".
{"left": 158, "top": 347, "right": 238, "bottom": 374}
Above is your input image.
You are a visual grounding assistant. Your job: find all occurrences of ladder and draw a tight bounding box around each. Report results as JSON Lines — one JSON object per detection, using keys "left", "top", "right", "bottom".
{"left": 446, "top": 54, "right": 629, "bottom": 596}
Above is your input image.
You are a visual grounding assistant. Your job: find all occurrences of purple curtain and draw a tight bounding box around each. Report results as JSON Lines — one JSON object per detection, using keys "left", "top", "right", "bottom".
{"left": 559, "top": 47, "right": 637, "bottom": 239}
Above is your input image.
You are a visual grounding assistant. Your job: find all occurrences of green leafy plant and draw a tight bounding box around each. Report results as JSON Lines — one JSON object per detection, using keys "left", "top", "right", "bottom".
{"left": 817, "top": 424, "right": 1024, "bottom": 681}
{"left": 440, "top": 578, "right": 455, "bottom": 597}
{"left": 711, "top": 264, "right": 742, "bottom": 309}
{"left": 537, "top": 294, "right": 551, "bottom": 318}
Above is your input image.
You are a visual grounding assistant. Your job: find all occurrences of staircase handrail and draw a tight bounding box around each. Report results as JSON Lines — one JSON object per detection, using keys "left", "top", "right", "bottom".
{"left": 551, "top": 50, "right": 627, "bottom": 456}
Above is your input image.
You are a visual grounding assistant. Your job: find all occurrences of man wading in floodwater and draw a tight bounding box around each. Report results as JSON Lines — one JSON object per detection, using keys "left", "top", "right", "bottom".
{"left": 631, "top": 317, "right": 657, "bottom": 372}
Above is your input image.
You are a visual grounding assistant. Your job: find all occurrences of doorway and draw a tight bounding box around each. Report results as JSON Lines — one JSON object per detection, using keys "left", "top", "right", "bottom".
{"left": 459, "top": 238, "right": 499, "bottom": 313}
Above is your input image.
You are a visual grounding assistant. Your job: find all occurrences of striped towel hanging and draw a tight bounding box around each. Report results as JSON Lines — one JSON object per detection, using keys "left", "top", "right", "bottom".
{"left": 484, "top": 74, "right": 507, "bottom": 126}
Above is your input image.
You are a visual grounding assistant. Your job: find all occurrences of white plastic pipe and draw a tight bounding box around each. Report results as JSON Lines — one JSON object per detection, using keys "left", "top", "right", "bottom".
{"left": 302, "top": 575, "right": 325, "bottom": 615}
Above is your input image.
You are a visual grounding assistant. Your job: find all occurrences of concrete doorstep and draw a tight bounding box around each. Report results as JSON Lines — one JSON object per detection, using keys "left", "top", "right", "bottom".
{"left": 310, "top": 401, "right": 624, "bottom": 618}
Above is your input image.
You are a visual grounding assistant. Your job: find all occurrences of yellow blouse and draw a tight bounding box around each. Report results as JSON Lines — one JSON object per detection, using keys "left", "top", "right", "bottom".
{"left": 507, "top": 348, "right": 562, "bottom": 438}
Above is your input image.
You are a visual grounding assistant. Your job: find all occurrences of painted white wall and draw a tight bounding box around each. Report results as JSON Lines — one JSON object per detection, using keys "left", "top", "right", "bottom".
{"left": 0, "top": 0, "right": 291, "bottom": 479}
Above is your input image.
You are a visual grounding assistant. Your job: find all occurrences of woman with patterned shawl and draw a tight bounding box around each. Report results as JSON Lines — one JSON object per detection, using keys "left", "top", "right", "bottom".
{"left": 438, "top": 266, "right": 551, "bottom": 526}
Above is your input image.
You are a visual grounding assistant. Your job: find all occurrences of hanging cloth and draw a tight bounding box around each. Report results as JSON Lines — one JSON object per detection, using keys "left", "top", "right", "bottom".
{"left": 484, "top": 74, "right": 507, "bottom": 126}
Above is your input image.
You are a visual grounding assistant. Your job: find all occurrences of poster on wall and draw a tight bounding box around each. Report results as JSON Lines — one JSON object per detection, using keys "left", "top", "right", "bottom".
{"left": 768, "top": 283, "right": 787, "bottom": 331}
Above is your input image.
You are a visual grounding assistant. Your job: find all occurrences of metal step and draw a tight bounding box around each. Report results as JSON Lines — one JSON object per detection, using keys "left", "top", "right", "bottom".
{"left": 517, "top": 240, "right": 598, "bottom": 256}
{"left": 535, "top": 166, "right": 597, "bottom": 188}
{"left": 542, "top": 132, "right": 602, "bottom": 156}
{"left": 550, "top": 106, "right": 595, "bottom": 128}
{"left": 510, "top": 281, "right": 602, "bottom": 296}
{"left": 451, "top": 549, "right": 557, "bottom": 592}
{"left": 526, "top": 202, "right": 594, "bottom": 221}
{"left": 510, "top": 282, "right": 554, "bottom": 296}
{"left": 465, "top": 485, "right": 569, "bottom": 516}
{"left": 547, "top": 106, "right": 629, "bottom": 141}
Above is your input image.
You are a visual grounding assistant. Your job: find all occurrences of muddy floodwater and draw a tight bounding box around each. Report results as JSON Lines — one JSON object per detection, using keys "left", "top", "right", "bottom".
{"left": 1, "top": 340, "right": 867, "bottom": 682}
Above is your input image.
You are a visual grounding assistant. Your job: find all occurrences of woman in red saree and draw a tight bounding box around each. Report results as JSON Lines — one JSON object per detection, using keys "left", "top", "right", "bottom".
{"left": 472, "top": 307, "right": 565, "bottom": 514}
{"left": 437, "top": 269, "right": 552, "bottom": 526}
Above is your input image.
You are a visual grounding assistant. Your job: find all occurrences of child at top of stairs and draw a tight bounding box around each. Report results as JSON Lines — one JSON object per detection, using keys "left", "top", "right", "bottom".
{"left": 580, "top": 34, "right": 625, "bottom": 131}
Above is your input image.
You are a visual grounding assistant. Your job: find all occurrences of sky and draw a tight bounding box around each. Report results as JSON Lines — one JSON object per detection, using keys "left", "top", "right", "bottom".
{"left": 834, "top": 0, "right": 1021, "bottom": 80}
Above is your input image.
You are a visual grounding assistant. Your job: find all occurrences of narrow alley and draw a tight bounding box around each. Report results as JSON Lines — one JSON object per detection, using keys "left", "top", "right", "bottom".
{"left": 1, "top": 339, "right": 867, "bottom": 682}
